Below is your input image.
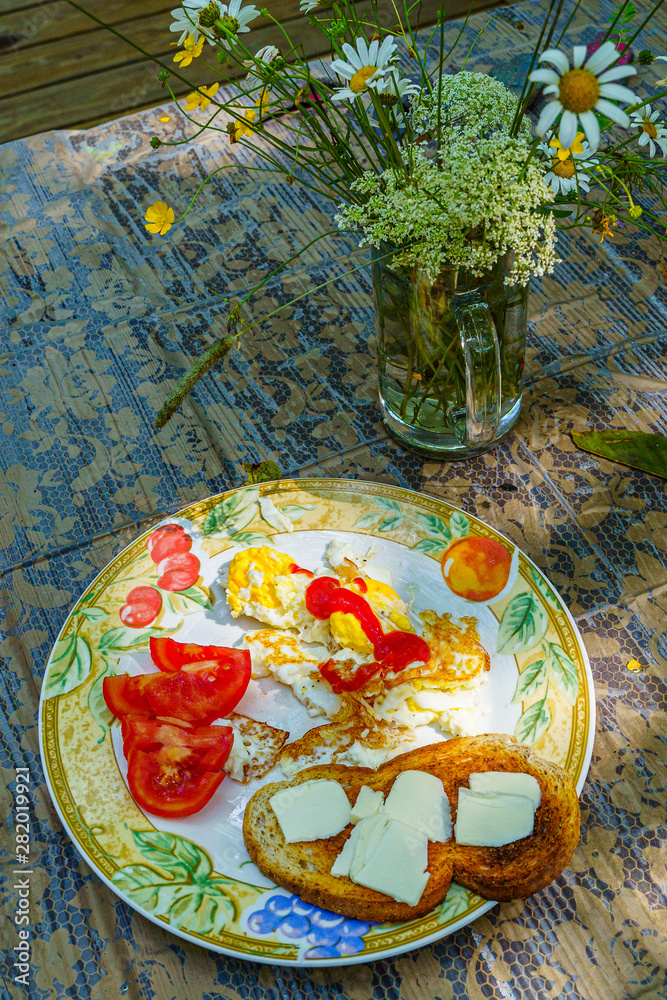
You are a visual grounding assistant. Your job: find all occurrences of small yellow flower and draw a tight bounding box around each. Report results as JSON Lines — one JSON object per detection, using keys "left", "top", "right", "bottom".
{"left": 232, "top": 108, "right": 257, "bottom": 141}
{"left": 144, "top": 201, "right": 175, "bottom": 236}
{"left": 173, "top": 35, "right": 204, "bottom": 67}
{"left": 591, "top": 211, "right": 618, "bottom": 244}
{"left": 184, "top": 82, "right": 220, "bottom": 112}
{"left": 255, "top": 88, "right": 270, "bottom": 118}
{"left": 549, "top": 130, "right": 585, "bottom": 161}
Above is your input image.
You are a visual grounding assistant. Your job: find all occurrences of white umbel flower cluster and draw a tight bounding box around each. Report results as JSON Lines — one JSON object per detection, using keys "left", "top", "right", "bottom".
{"left": 336, "top": 143, "right": 557, "bottom": 284}
{"left": 409, "top": 71, "right": 531, "bottom": 141}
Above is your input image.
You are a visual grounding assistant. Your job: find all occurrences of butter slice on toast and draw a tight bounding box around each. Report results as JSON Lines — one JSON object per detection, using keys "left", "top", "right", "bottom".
{"left": 243, "top": 733, "right": 580, "bottom": 922}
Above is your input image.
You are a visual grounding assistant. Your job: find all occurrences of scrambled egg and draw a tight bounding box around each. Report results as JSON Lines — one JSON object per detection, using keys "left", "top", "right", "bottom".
{"left": 226, "top": 547, "right": 329, "bottom": 643}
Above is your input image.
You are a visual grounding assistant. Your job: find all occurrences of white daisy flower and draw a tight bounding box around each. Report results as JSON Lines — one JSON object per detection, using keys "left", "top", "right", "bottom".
{"left": 330, "top": 36, "right": 398, "bottom": 101}
{"left": 529, "top": 40, "right": 638, "bottom": 151}
{"left": 189, "top": 0, "right": 260, "bottom": 48}
{"left": 630, "top": 105, "right": 667, "bottom": 156}
{"left": 374, "top": 72, "right": 421, "bottom": 105}
{"left": 539, "top": 132, "right": 598, "bottom": 196}
{"left": 170, "top": 6, "right": 201, "bottom": 45}
{"left": 300, "top": 0, "right": 324, "bottom": 10}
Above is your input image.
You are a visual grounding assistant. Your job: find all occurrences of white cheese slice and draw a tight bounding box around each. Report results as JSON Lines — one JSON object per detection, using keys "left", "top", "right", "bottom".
{"left": 353, "top": 818, "right": 430, "bottom": 906}
{"left": 382, "top": 770, "right": 452, "bottom": 842}
{"left": 349, "top": 813, "right": 389, "bottom": 880}
{"left": 468, "top": 771, "right": 541, "bottom": 809}
{"left": 351, "top": 785, "right": 385, "bottom": 824}
{"left": 330, "top": 823, "right": 362, "bottom": 877}
{"left": 270, "top": 779, "right": 351, "bottom": 843}
{"left": 454, "top": 788, "right": 536, "bottom": 847}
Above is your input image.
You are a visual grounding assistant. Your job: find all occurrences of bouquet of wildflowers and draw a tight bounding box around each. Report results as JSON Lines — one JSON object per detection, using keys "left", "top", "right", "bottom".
{"left": 124, "top": 0, "right": 667, "bottom": 424}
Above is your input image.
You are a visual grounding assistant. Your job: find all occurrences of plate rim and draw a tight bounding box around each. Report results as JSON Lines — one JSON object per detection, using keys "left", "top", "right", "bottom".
{"left": 38, "top": 477, "right": 596, "bottom": 967}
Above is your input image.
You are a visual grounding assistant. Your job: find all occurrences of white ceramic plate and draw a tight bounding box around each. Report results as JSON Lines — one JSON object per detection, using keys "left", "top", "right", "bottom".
{"left": 39, "top": 479, "right": 595, "bottom": 966}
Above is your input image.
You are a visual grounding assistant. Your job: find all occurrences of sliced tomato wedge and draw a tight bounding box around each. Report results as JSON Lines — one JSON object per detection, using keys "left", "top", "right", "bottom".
{"left": 127, "top": 744, "right": 226, "bottom": 818}
{"left": 121, "top": 717, "right": 233, "bottom": 771}
{"left": 144, "top": 657, "right": 250, "bottom": 725}
{"left": 150, "top": 637, "right": 249, "bottom": 674}
{"left": 103, "top": 673, "right": 153, "bottom": 717}
{"left": 318, "top": 658, "right": 383, "bottom": 694}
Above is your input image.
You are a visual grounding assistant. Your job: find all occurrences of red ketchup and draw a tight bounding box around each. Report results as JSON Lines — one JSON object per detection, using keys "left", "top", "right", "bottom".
{"left": 305, "top": 576, "right": 430, "bottom": 692}
{"left": 289, "top": 563, "right": 314, "bottom": 578}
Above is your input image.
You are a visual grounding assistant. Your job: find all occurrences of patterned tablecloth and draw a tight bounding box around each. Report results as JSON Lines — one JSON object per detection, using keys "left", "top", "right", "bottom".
{"left": 1, "top": 0, "right": 667, "bottom": 996}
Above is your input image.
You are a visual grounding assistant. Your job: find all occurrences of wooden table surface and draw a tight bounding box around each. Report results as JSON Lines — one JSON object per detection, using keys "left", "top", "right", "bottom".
{"left": 1, "top": 0, "right": 666, "bottom": 996}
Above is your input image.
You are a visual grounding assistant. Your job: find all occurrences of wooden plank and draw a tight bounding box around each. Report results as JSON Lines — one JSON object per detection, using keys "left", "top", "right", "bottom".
{"left": 0, "top": 0, "right": 511, "bottom": 140}
{"left": 0, "top": 0, "right": 310, "bottom": 52}
{"left": 1, "top": 0, "right": 496, "bottom": 97}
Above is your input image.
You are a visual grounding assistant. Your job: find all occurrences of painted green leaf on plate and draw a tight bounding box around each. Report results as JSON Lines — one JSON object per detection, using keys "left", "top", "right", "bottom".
{"left": 529, "top": 566, "right": 559, "bottom": 608}
{"left": 572, "top": 430, "right": 667, "bottom": 479}
{"left": 497, "top": 592, "right": 548, "bottom": 655}
{"left": 515, "top": 690, "right": 551, "bottom": 744}
{"left": 166, "top": 587, "right": 213, "bottom": 615}
{"left": 203, "top": 486, "right": 260, "bottom": 536}
{"left": 546, "top": 642, "right": 579, "bottom": 704}
{"left": 87, "top": 663, "right": 116, "bottom": 738}
{"left": 231, "top": 531, "right": 274, "bottom": 547}
{"left": 78, "top": 606, "right": 109, "bottom": 622}
{"left": 449, "top": 512, "right": 469, "bottom": 539}
{"left": 376, "top": 497, "right": 401, "bottom": 512}
{"left": 44, "top": 635, "right": 92, "bottom": 699}
{"left": 377, "top": 513, "right": 403, "bottom": 532}
{"left": 353, "top": 511, "right": 382, "bottom": 530}
{"left": 511, "top": 658, "right": 547, "bottom": 703}
{"left": 412, "top": 537, "right": 449, "bottom": 555}
{"left": 279, "top": 503, "right": 317, "bottom": 520}
{"left": 439, "top": 882, "right": 474, "bottom": 923}
{"left": 98, "top": 626, "right": 164, "bottom": 651}
{"left": 112, "top": 831, "right": 236, "bottom": 935}
{"left": 414, "top": 512, "right": 451, "bottom": 541}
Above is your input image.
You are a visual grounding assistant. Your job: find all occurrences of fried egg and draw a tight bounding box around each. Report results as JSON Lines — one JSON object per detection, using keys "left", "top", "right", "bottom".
{"left": 244, "top": 629, "right": 342, "bottom": 718}
{"left": 226, "top": 545, "right": 491, "bottom": 741}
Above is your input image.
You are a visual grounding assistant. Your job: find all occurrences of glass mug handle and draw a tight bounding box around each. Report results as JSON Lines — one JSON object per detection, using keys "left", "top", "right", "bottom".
{"left": 451, "top": 290, "right": 501, "bottom": 447}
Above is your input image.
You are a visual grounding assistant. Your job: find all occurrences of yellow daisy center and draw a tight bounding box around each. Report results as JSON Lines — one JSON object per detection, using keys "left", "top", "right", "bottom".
{"left": 558, "top": 68, "right": 600, "bottom": 114}
{"left": 350, "top": 65, "right": 378, "bottom": 94}
{"left": 643, "top": 120, "right": 658, "bottom": 139}
{"left": 553, "top": 159, "right": 575, "bottom": 178}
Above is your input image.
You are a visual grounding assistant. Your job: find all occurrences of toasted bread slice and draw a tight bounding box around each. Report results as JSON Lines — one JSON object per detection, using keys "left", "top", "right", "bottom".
{"left": 243, "top": 733, "right": 580, "bottom": 921}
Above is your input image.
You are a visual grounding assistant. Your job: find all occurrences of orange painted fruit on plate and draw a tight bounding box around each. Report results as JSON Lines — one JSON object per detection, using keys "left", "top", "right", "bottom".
{"left": 441, "top": 536, "right": 511, "bottom": 602}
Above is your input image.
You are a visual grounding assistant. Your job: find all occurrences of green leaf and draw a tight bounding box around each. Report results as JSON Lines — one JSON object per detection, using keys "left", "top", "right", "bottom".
{"left": 241, "top": 460, "right": 282, "bottom": 485}
{"left": 353, "top": 512, "right": 382, "bottom": 530}
{"left": 529, "top": 566, "right": 559, "bottom": 609}
{"left": 375, "top": 497, "right": 401, "bottom": 512}
{"left": 111, "top": 866, "right": 234, "bottom": 935}
{"left": 414, "top": 512, "right": 451, "bottom": 541}
{"left": 510, "top": 658, "right": 548, "bottom": 703}
{"left": 165, "top": 587, "right": 213, "bottom": 615}
{"left": 377, "top": 514, "right": 403, "bottom": 532}
{"left": 412, "top": 537, "right": 449, "bottom": 555}
{"left": 203, "top": 486, "right": 260, "bottom": 536}
{"left": 514, "top": 689, "right": 551, "bottom": 745}
{"left": 43, "top": 635, "right": 92, "bottom": 699}
{"left": 449, "top": 511, "right": 469, "bottom": 539}
{"left": 99, "top": 626, "right": 164, "bottom": 651}
{"left": 78, "top": 606, "right": 109, "bottom": 622}
{"left": 497, "top": 592, "right": 548, "bottom": 655}
{"left": 87, "top": 663, "right": 117, "bottom": 739}
{"left": 279, "top": 503, "right": 317, "bottom": 520}
{"left": 572, "top": 430, "right": 667, "bottom": 480}
{"left": 439, "top": 883, "right": 474, "bottom": 923}
{"left": 132, "top": 830, "right": 212, "bottom": 881}
{"left": 231, "top": 531, "right": 274, "bottom": 547}
{"left": 546, "top": 642, "right": 579, "bottom": 704}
